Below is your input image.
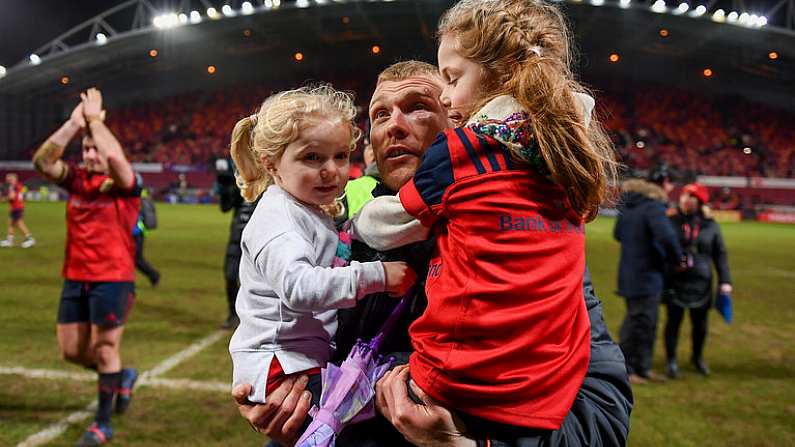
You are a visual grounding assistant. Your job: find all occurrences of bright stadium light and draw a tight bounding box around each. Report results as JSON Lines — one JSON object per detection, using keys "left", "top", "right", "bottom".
{"left": 207, "top": 7, "right": 221, "bottom": 19}
{"left": 711, "top": 9, "right": 726, "bottom": 22}
{"left": 651, "top": 0, "right": 666, "bottom": 13}
{"left": 178, "top": 13, "right": 188, "bottom": 24}
{"left": 757, "top": 15, "right": 768, "bottom": 27}
{"left": 674, "top": 2, "right": 689, "bottom": 14}
{"left": 222, "top": 5, "right": 235, "bottom": 16}
{"left": 29, "top": 54, "right": 41, "bottom": 65}
{"left": 153, "top": 13, "right": 180, "bottom": 29}
{"left": 727, "top": 11, "right": 739, "bottom": 22}
{"left": 95, "top": 32, "right": 108, "bottom": 45}
{"left": 591, "top": 0, "right": 605, "bottom": 6}
{"left": 690, "top": 5, "right": 706, "bottom": 17}
{"left": 0, "top": 65, "right": 6, "bottom": 79}
{"left": 297, "top": 0, "right": 310, "bottom": 7}
{"left": 241, "top": 2, "right": 255, "bottom": 14}
{"left": 619, "top": 0, "right": 631, "bottom": 8}
{"left": 316, "top": 0, "right": 328, "bottom": 4}
{"left": 190, "top": 10, "right": 202, "bottom": 23}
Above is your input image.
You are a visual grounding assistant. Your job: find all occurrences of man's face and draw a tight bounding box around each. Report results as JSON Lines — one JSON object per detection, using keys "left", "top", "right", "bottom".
{"left": 82, "top": 137, "right": 108, "bottom": 173}
{"left": 368, "top": 75, "right": 449, "bottom": 191}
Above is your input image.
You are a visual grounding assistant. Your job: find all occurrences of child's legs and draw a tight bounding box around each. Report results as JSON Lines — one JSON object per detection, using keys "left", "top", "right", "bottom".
{"left": 15, "top": 218, "right": 31, "bottom": 237}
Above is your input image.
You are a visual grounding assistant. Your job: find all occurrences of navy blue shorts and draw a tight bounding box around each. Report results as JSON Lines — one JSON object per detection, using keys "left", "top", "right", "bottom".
{"left": 58, "top": 280, "right": 135, "bottom": 327}
{"left": 10, "top": 209, "right": 23, "bottom": 222}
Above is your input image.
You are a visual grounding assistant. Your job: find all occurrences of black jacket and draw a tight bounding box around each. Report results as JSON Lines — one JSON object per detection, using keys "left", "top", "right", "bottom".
{"left": 665, "top": 209, "right": 732, "bottom": 308}
{"left": 614, "top": 179, "right": 683, "bottom": 298}
{"left": 335, "top": 182, "right": 632, "bottom": 446}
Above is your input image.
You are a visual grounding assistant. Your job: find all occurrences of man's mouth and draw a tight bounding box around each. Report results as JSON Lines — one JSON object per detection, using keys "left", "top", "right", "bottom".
{"left": 385, "top": 145, "right": 418, "bottom": 161}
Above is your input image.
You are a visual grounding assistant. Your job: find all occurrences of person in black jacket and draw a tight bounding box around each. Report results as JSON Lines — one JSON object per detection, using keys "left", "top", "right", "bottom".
{"left": 614, "top": 172, "right": 685, "bottom": 384}
{"left": 664, "top": 183, "right": 732, "bottom": 378}
{"left": 215, "top": 158, "right": 258, "bottom": 329}
{"left": 234, "top": 61, "right": 632, "bottom": 446}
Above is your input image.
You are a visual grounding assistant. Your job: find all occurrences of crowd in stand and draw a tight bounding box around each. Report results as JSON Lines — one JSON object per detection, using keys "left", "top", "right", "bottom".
{"left": 30, "top": 80, "right": 795, "bottom": 179}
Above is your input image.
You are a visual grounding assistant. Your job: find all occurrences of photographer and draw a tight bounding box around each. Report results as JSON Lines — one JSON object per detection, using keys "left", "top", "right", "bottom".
{"left": 215, "top": 158, "right": 258, "bottom": 329}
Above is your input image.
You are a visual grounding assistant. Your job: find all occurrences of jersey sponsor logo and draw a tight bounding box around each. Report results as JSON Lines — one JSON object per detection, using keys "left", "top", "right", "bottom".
{"left": 499, "top": 214, "right": 584, "bottom": 234}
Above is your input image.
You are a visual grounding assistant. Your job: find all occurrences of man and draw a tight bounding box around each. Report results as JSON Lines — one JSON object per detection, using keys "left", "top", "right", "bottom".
{"left": 613, "top": 165, "right": 684, "bottom": 384}
{"left": 33, "top": 88, "right": 140, "bottom": 447}
{"left": 215, "top": 157, "right": 259, "bottom": 329}
{"left": 0, "top": 172, "right": 36, "bottom": 248}
{"left": 234, "top": 62, "right": 632, "bottom": 446}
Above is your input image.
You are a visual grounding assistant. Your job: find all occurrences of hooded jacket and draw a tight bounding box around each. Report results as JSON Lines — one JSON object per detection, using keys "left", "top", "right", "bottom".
{"left": 614, "top": 179, "right": 684, "bottom": 298}
{"left": 665, "top": 207, "right": 732, "bottom": 307}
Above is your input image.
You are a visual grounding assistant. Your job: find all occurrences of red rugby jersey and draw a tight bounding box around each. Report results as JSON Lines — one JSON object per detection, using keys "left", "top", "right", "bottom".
{"left": 398, "top": 128, "right": 591, "bottom": 430}
{"left": 8, "top": 184, "right": 24, "bottom": 210}
{"left": 59, "top": 164, "right": 141, "bottom": 282}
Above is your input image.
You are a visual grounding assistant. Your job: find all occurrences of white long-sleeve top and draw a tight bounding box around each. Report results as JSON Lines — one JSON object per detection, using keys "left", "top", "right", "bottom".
{"left": 229, "top": 185, "right": 386, "bottom": 403}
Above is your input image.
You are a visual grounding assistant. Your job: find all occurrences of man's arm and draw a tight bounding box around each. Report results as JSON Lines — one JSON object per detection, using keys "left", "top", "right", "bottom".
{"left": 32, "top": 103, "right": 85, "bottom": 182}
{"left": 82, "top": 88, "right": 135, "bottom": 189}
{"left": 375, "top": 266, "right": 633, "bottom": 447}
{"left": 647, "top": 203, "right": 684, "bottom": 266}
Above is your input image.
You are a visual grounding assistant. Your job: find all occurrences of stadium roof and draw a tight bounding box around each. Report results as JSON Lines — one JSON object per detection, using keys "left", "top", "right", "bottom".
{"left": 0, "top": 0, "right": 793, "bottom": 110}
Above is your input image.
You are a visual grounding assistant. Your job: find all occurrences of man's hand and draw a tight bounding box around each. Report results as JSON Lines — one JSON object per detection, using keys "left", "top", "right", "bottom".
{"left": 383, "top": 262, "right": 417, "bottom": 297}
{"left": 81, "top": 88, "right": 104, "bottom": 123}
{"left": 719, "top": 283, "right": 732, "bottom": 294}
{"left": 375, "top": 365, "right": 475, "bottom": 447}
{"left": 232, "top": 376, "right": 312, "bottom": 446}
{"left": 69, "top": 102, "right": 86, "bottom": 128}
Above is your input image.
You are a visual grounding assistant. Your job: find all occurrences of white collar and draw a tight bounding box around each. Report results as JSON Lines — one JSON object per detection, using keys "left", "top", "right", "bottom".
{"left": 466, "top": 92, "right": 595, "bottom": 128}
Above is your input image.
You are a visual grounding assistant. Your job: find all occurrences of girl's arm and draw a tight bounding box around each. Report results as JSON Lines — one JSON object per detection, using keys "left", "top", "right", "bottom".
{"left": 350, "top": 195, "right": 430, "bottom": 252}
{"left": 256, "top": 232, "right": 387, "bottom": 312}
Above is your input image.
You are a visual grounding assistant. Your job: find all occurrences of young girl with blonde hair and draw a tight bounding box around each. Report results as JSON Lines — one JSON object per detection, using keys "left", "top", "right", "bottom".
{"left": 228, "top": 85, "right": 415, "bottom": 405}
{"left": 353, "top": 0, "right": 619, "bottom": 438}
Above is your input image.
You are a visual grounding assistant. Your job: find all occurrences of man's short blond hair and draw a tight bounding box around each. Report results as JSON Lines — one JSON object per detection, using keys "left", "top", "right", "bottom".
{"left": 376, "top": 60, "right": 440, "bottom": 85}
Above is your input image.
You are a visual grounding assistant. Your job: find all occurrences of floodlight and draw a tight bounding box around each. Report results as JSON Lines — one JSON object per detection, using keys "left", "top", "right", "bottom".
{"left": 30, "top": 54, "right": 41, "bottom": 65}
{"left": 207, "top": 7, "right": 221, "bottom": 19}
{"left": 651, "top": 0, "right": 666, "bottom": 13}
{"left": 190, "top": 10, "right": 202, "bottom": 23}
{"left": 727, "top": 11, "right": 738, "bottom": 22}
{"left": 0, "top": 65, "right": 6, "bottom": 79}
{"left": 689, "top": 5, "right": 706, "bottom": 17}
{"left": 222, "top": 5, "right": 235, "bottom": 16}
{"left": 242, "top": 2, "right": 255, "bottom": 14}
{"left": 674, "top": 2, "right": 688, "bottom": 14}
{"left": 711, "top": 9, "right": 725, "bottom": 22}
{"left": 619, "top": 0, "right": 631, "bottom": 8}
{"left": 96, "top": 33, "right": 108, "bottom": 45}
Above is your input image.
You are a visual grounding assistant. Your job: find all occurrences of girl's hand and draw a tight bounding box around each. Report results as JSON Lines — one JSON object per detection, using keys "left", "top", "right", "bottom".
{"left": 383, "top": 261, "right": 416, "bottom": 297}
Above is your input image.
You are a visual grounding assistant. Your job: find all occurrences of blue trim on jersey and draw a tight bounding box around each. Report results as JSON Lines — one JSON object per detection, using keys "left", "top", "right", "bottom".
{"left": 455, "top": 128, "right": 486, "bottom": 175}
{"left": 412, "top": 132, "right": 455, "bottom": 208}
{"left": 476, "top": 134, "right": 503, "bottom": 172}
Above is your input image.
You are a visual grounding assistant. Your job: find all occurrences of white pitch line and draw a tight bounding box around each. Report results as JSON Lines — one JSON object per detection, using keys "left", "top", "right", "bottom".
{"left": 15, "top": 330, "right": 227, "bottom": 447}
{"left": 0, "top": 367, "right": 229, "bottom": 393}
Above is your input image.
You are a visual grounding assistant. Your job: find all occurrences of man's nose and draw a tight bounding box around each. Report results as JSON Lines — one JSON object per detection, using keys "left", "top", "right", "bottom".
{"left": 385, "top": 109, "right": 409, "bottom": 139}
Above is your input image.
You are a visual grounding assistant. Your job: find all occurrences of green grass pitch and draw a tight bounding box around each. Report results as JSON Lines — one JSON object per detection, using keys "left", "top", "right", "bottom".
{"left": 0, "top": 201, "right": 793, "bottom": 446}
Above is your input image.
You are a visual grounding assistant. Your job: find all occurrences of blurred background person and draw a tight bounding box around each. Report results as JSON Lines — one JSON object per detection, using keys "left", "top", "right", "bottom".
{"left": 215, "top": 158, "right": 258, "bottom": 329}
{"left": 614, "top": 166, "right": 685, "bottom": 384}
{"left": 1, "top": 173, "right": 36, "bottom": 248}
{"left": 664, "top": 183, "right": 732, "bottom": 378}
{"left": 132, "top": 181, "right": 160, "bottom": 287}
